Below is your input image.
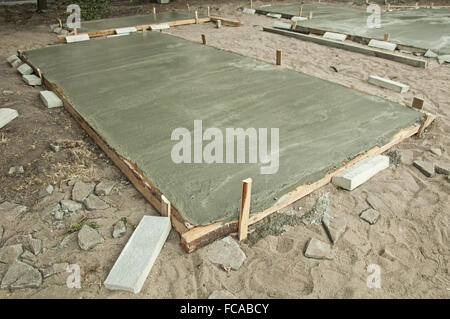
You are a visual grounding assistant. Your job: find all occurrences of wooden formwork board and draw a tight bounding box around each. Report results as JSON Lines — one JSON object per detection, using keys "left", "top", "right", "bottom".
{"left": 18, "top": 49, "right": 435, "bottom": 254}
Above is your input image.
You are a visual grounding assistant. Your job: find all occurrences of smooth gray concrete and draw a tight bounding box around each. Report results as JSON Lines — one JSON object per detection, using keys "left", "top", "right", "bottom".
{"left": 23, "top": 32, "right": 422, "bottom": 226}
{"left": 257, "top": 3, "right": 450, "bottom": 55}
{"left": 104, "top": 216, "right": 171, "bottom": 294}
{"left": 0, "top": 108, "right": 19, "bottom": 129}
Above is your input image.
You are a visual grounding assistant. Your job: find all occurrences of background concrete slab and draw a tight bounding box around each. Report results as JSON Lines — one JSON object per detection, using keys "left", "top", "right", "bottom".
{"left": 257, "top": 3, "right": 450, "bottom": 55}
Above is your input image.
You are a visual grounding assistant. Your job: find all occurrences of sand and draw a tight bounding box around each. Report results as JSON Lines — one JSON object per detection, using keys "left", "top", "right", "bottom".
{"left": 0, "top": 1, "right": 448, "bottom": 298}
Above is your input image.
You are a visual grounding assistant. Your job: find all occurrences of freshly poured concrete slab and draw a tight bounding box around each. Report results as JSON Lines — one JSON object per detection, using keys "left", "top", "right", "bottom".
{"left": 104, "top": 216, "right": 171, "bottom": 293}
{"left": 77, "top": 10, "right": 205, "bottom": 33}
{"left": 257, "top": 3, "right": 450, "bottom": 55}
{"left": 23, "top": 32, "right": 422, "bottom": 226}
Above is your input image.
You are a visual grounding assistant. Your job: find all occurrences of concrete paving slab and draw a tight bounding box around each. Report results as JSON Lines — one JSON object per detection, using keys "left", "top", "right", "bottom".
{"left": 22, "top": 74, "right": 42, "bottom": 86}
{"left": 323, "top": 32, "right": 347, "bottom": 41}
{"left": 0, "top": 108, "right": 19, "bottom": 129}
{"left": 10, "top": 59, "right": 22, "bottom": 68}
{"left": 267, "top": 13, "right": 282, "bottom": 19}
{"left": 17, "top": 63, "right": 33, "bottom": 75}
{"left": 66, "top": 34, "right": 90, "bottom": 43}
{"left": 7, "top": 55, "right": 19, "bottom": 64}
{"left": 23, "top": 32, "right": 422, "bottom": 226}
{"left": 273, "top": 21, "right": 292, "bottom": 30}
{"left": 115, "top": 27, "right": 137, "bottom": 34}
{"left": 368, "top": 75, "right": 409, "bottom": 93}
{"left": 332, "top": 155, "right": 390, "bottom": 190}
{"left": 104, "top": 216, "right": 171, "bottom": 294}
{"left": 243, "top": 8, "right": 256, "bottom": 15}
{"left": 150, "top": 24, "right": 170, "bottom": 31}
{"left": 39, "top": 91, "right": 63, "bottom": 108}
{"left": 368, "top": 39, "right": 397, "bottom": 51}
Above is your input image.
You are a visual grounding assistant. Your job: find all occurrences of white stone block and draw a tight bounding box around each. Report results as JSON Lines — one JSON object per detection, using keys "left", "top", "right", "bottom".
{"left": 22, "top": 74, "right": 42, "bottom": 86}
{"left": 291, "top": 16, "right": 308, "bottom": 21}
{"left": 424, "top": 49, "right": 438, "bottom": 58}
{"left": 323, "top": 32, "right": 347, "bottom": 41}
{"left": 150, "top": 24, "right": 170, "bottom": 31}
{"left": 107, "top": 33, "right": 130, "bottom": 38}
{"left": 11, "top": 59, "right": 23, "bottom": 68}
{"left": 368, "top": 39, "right": 397, "bottom": 51}
{"left": 115, "top": 27, "right": 137, "bottom": 34}
{"left": 104, "top": 216, "right": 171, "bottom": 294}
{"left": 332, "top": 155, "right": 389, "bottom": 191}
{"left": 243, "top": 8, "right": 256, "bottom": 15}
{"left": 368, "top": 75, "right": 409, "bottom": 93}
{"left": 0, "top": 108, "right": 19, "bottom": 129}
{"left": 266, "top": 13, "right": 282, "bottom": 19}
{"left": 39, "top": 91, "right": 63, "bottom": 108}
{"left": 17, "top": 63, "right": 33, "bottom": 75}
{"left": 66, "top": 34, "right": 90, "bottom": 43}
{"left": 7, "top": 55, "right": 19, "bottom": 64}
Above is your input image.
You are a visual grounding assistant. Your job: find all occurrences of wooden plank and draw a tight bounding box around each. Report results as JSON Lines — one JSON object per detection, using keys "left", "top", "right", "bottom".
{"left": 210, "top": 16, "right": 241, "bottom": 27}
{"left": 238, "top": 178, "right": 252, "bottom": 241}
{"left": 56, "top": 18, "right": 212, "bottom": 40}
{"left": 263, "top": 27, "right": 427, "bottom": 68}
{"left": 161, "top": 195, "right": 171, "bottom": 219}
{"left": 276, "top": 49, "right": 282, "bottom": 65}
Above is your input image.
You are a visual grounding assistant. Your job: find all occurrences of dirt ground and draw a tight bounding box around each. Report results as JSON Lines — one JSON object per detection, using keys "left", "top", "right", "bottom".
{"left": 0, "top": 0, "right": 449, "bottom": 298}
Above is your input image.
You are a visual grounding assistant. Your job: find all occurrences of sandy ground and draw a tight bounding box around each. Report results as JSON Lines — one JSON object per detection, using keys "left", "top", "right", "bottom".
{"left": 0, "top": 1, "right": 449, "bottom": 298}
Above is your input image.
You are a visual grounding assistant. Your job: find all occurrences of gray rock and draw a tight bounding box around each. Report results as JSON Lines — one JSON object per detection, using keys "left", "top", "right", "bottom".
{"left": 58, "top": 29, "right": 69, "bottom": 35}
{"left": 1, "top": 261, "right": 42, "bottom": 289}
{"left": 72, "top": 181, "right": 95, "bottom": 202}
{"left": 59, "top": 233, "right": 76, "bottom": 249}
{"left": 53, "top": 27, "right": 62, "bottom": 33}
{"left": 83, "top": 194, "right": 109, "bottom": 211}
{"left": 424, "top": 49, "right": 438, "bottom": 58}
{"left": 360, "top": 208, "right": 380, "bottom": 225}
{"left": 413, "top": 160, "right": 435, "bottom": 177}
{"left": 322, "top": 215, "right": 347, "bottom": 244}
{"left": 430, "top": 148, "right": 442, "bottom": 156}
{"left": 2, "top": 90, "right": 14, "bottom": 96}
{"left": 21, "top": 250, "right": 37, "bottom": 264}
{"left": 6, "top": 55, "right": 19, "bottom": 64}
{"left": 54, "top": 210, "right": 64, "bottom": 221}
{"left": 208, "top": 289, "right": 236, "bottom": 299}
{"left": 112, "top": 220, "right": 126, "bottom": 238}
{"left": 39, "top": 184, "right": 54, "bottom": 198}
{"left": 435, "top": 164, "right": 449, "bottom": 175}
{"left": 207, "top": 236, "right": 246, "bottom": 270}
{"left": 49, "top": 143, "right": 60, "bottom": 152}
{"left": 0, "top": 244, "right": 23, "bottom": 264}
{"left": 304, "top": 238, "right": 333, "bottom": 260}
{"left": 60, "top": 199, "right": 82, "bottom": 213}
{"left": 8, "top": 166, "right": 24, "bottom": 176}
{"left": 26, "top": 235, "right": 42, "bottom": 255}
{"left": 78, "top": 225, "right": 104, "bottom": 250}
{"left": 10, "top": 59, "right": 22, "bottom": 68}
{"left": 0, "top": 225, "right": 3, "bottom": 242}
{"left": 95, "top": 180, "right": 117, "bottom": 196}
{"left": 437, "top": 55, "right": 450, "bottom": 64}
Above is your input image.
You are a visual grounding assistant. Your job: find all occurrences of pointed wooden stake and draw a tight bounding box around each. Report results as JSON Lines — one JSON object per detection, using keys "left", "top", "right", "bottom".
{"left": 309, "top": 11, "right": 313, "bottom": 19}
{"left": 161, "top": 195, "right": 171, "bottom": 219}
{"left": 207, "top": 6, "right": 210, "bottom": 17}
{"left": 384, "top": 33, "right": 390, "bottom": 41}
{"left": 201, "top": 34, "right": 206, "bottom": 45}
{"left": 291, "top": 20, "right": 297, "bottom": 30}
{"left": 238, "top": 178, "right": 252, "bottom": 241}
{"left": 250, "top": 0, "right": 253, "bottom": 9}
{"left": 195, "top": 10, "right": 199, "bottom": 24}
{"left": 187, "top": 3, "right": 190, "bottom": 12}
{"left": 153, "top": 7, "right": 156, "bottom": 15}
{"left": 299, "top": 7, "right": 303, "bottom": 17}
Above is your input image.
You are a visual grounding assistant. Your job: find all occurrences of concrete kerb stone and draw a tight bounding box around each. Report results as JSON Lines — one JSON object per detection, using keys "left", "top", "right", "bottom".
{"left": 22, "top": 74, "right": 42, "bottom": 86}
{"left": 17, "top": 63, "right": 33, "bottom": 75}
{"left": 368, "top": 39, "right": 397, "bottom": 51}
{"left": 323, "top": 32, "right": 347, "bottom": 41}
{"left": 0, "top": 108, "right": 19, "bottom": 129}
{"left": 66, "top": 34, "right": 90, "bottom": 43}
{"left": 39, "top": 91, "right": 63, "bottom": 108}
{"left": 368, "top": 75, "right": 409, "bottom": 93}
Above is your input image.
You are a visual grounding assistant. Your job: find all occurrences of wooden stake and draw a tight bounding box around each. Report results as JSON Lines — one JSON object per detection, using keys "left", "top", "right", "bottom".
{"left": 431, "top": 2, "right": 434, "bottom": 8}
{"left": 388, "top": 3, "right": 391, "bottom": 10}
{"left": 73, "top": 27, "right": 77, "bottom": 35}
{"left": 201, "top": 34, "right": 206, "bottom": 45}
{"left": 195, "top": 10, "right": 199, "bottom": 24}
{"left": 58, "top": 18, "right": 62, "bottom": 28}
{"left": 276, "top": 49, "right": 282, "bottom": 65}
{"left": 37, "top": 68, "right": 42, "bottom": 79}
{"left": 412, "top": 97, "right": 424, "bottom": 110}
{"left": 187, "top": 3, "right": 190, "bottom": 12}
{"left": 415, "top": 2, "right": 419, "bottom": 8}
{"left": 238, "top": 178, "right": 252, "bottom": 242}
{"left": 384, "top": 33, "right": 390, "bottom": 41}
{"left": 161, "top": 195, "right": 171, "bottom": 219}
{"left": 250, "top": 0, "right": 253, "bottom": 9}
{"left": 153, "top": 6, "right": 156, "bottom": 15}
{"left": 309, "top": 11, "right": 313, "bottom": 19}
{"left": 207, "top": 6, "right": 210, "bottom": 17}
{"left": 291, "top": 20, "right": 297, "bottom": 30}
{"left": 299, "top": 7, "right": 303, "bottom": 17}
